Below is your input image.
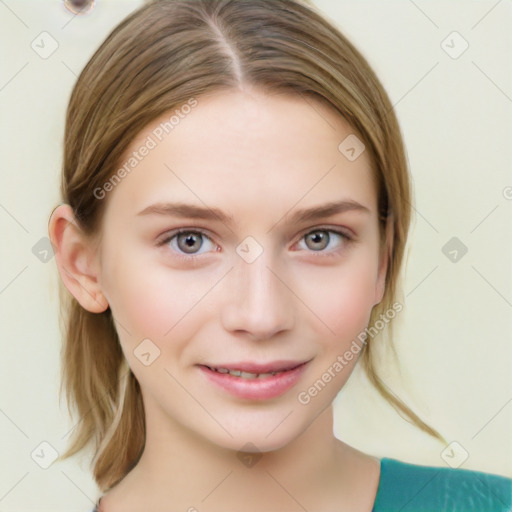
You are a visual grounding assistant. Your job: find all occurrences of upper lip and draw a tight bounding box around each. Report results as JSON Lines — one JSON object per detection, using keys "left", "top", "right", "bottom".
{"left": 200, "top": 360, "right": 309, "bottom": 374}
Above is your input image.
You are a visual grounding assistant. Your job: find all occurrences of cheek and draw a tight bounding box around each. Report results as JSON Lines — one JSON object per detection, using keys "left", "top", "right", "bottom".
{"left": 299, "top": 254, "right": 379, "bottom": 343}
{"left": 101, "top": 251, "right": 220, "bottom": 349}
{"left": 331, "top": 274, "right": 376, "bottom": 335}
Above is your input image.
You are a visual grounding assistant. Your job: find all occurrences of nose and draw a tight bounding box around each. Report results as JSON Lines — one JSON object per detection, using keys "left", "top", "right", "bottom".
{"left": 220, "top": 251, "right": 295, "bottom": 340}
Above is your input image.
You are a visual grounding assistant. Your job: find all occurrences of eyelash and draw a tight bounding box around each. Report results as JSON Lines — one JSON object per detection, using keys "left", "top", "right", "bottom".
{"left": 157, "top": 226, "right": 354, "bottom": 261}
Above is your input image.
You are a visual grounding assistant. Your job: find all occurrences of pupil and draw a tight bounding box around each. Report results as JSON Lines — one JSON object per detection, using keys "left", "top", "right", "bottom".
{"left": 179, "top": 233, "right": 202, "bottom": 253}
{"left": 307, "top": 231, "right": 328, "bottom": 250}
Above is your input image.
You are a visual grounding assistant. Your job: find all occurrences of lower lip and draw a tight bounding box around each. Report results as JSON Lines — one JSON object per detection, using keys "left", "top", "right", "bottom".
{"left": 198, "top": 363, "right": 309, "bottom": 400}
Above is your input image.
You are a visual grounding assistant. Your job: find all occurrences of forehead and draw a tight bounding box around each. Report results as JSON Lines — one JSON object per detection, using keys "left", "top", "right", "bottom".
{"left": 102, "top": 89, "right": 377, "bottom": 223}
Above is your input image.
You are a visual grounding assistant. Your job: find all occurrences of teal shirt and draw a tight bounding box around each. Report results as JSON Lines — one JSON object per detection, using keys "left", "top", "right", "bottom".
{"left": 90, "top": 457, "right": 512, "bottom": 511}
{"left": 373, "top": 457, "right": 512, "bottom": 512}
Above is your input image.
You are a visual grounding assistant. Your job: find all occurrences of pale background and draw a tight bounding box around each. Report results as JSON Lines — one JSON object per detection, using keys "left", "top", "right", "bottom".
{"left": 1, "top": 0, "right": 511, "bottom": 510}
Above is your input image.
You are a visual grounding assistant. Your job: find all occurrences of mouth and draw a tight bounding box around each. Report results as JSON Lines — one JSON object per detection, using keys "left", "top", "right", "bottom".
{"left": 202, "top": 361, "right": 306, "bottom": 380}
{"left": 197, "top": 360, "right": 310, "bottom": 400}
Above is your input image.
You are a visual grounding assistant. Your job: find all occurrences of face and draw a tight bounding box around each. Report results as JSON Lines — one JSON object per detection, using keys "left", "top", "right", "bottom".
{"left": 95, "top": 89, "right": 386, "bottom": 453}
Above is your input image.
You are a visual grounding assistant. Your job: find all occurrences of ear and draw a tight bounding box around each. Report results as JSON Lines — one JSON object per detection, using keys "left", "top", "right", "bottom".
{"left": 374, "top": 217, "right": 393, "bottom": 306}
{"left": 48, "top": 204, "right": 109, "bottom": 313}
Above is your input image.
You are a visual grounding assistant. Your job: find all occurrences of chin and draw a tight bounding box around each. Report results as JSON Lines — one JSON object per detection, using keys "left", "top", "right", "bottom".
{"left": 199, "top": 408, "right": 318, "bottom": 455}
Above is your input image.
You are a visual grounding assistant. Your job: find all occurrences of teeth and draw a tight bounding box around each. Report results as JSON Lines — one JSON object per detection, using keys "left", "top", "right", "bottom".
{"left": 239, "top": 371, "right": 258, "bottom": 379}
{"left": 210, "top": 367, "right": 282, "bottom": 379}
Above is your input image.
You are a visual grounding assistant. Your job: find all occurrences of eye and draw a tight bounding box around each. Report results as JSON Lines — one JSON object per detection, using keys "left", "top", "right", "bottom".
{"left": 160, "top": 229, "right": 216, "bottom": 255}
{"left": 158, "top": 226, "right": 352, "bottom": 259}
{"left": 296, "top": 228, "right": 350, "bottom": 253}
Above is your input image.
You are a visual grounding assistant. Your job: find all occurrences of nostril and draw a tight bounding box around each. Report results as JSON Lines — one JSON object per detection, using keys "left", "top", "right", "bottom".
{"left": 63, "top": 0, "right": 95, "bottom": 15}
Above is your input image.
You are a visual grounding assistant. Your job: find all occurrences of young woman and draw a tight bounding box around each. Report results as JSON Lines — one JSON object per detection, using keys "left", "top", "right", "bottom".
{"left": 48, "top": 0, "right": 512, "bottom": 510}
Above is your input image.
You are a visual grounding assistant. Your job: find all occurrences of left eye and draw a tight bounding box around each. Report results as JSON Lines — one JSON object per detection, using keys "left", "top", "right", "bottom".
{"left": 296, "top": 229, "right": 347, "bottom": 252}
{"left": 165, "top": 230, "right": 215, "bottom": 255}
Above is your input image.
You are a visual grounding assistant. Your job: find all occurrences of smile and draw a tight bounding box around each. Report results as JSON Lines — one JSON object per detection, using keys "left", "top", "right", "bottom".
{"left": 205, "top": 366, "right": 293, "bottom": 379}
{"left": 198, "top": 361, "right": 310, "bottom": 400}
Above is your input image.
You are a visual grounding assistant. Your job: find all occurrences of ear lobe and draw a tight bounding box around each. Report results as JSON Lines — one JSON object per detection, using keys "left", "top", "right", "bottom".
{"left": 48, "top": 204, "right": 109, "bottom": 313}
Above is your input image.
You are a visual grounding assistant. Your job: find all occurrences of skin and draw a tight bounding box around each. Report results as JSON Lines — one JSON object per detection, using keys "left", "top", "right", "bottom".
{"left": 50, "top": 87, "right": 387, "bottom": 511}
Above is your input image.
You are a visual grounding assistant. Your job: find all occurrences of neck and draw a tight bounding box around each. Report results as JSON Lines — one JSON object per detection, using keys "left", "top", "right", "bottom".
{"left": 110, "top": 402, "right": 353, "bottom": 511}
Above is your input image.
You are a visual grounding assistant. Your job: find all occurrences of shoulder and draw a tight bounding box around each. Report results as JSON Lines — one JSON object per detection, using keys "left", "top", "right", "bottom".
{"left": 373, "top": 457, "right": 512, "bottom": 512}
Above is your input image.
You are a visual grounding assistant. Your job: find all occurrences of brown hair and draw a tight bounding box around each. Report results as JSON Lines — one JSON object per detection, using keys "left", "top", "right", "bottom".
{"left": 56, "top": 0, "right": 444, "bottom": 492}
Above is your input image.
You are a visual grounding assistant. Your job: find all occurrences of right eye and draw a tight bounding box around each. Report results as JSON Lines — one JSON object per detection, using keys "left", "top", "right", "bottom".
{"left": 159, "top": 229, "right": 217, "bottom": 256}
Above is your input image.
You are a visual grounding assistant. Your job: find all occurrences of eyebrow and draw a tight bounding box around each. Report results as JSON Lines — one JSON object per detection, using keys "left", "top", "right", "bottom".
{"left": 136, "top": 199, "right": 370, "bottom": 226}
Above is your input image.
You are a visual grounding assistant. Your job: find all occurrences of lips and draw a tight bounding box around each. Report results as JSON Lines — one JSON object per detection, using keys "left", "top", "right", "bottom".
{"left": 203, "top": 361, "right": 305, "bottom": 379}
{"left": 198, "top": 360, "right": 310, "bottom": 400}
